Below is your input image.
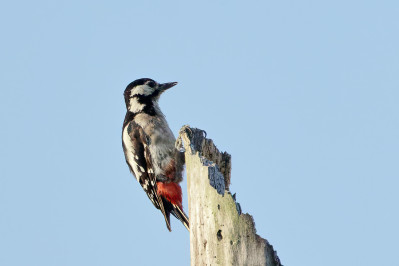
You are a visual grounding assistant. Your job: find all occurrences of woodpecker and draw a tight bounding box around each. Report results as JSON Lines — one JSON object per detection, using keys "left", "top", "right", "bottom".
{"left": 122, "top": 78, "right": 189, "bottom": 231}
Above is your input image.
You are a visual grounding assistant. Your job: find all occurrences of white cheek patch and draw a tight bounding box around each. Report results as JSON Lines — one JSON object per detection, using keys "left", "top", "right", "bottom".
{"left": 131, "top": 85, "right": 154, "bottom": 96}
{"left": 129, "top": 98, "right": 145, "bottom": 113}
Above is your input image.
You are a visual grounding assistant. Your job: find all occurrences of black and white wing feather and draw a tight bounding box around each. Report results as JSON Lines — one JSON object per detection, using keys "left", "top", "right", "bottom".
{"left": 122, "top": 121, "right": 172, "bottom": 231}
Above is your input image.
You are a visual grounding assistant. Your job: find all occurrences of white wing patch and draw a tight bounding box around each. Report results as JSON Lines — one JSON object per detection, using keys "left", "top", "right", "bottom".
{"left": 122, "top": 126, "right": 140, "bottom": 182}
{"left": 143, "top": 179, "right": 149, "bottom": 190}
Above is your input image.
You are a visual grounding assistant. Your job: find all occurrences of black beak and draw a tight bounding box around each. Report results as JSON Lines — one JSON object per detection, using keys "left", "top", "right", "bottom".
{"left": 159, "top": 82, "right": 178, "bottom": 91}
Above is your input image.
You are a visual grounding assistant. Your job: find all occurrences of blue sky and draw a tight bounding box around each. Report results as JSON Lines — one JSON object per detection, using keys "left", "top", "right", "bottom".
{"left": 1, "top": 1, "right": 398, "bottom": 265}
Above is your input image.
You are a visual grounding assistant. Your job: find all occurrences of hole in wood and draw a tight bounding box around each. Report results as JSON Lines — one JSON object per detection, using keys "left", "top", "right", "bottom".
{"left": 217, "top": 230, "right": 223, "bottom": 241}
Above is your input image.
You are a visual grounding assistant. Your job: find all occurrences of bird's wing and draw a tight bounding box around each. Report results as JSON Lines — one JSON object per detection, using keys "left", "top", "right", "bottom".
{"left": 125, "top": 122, "right": 172, "bottom": 231}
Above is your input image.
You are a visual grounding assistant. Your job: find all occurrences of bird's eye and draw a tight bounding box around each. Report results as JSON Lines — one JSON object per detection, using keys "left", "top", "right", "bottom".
{"left": 147, "top": 81, "right": 155, "bottom": 87}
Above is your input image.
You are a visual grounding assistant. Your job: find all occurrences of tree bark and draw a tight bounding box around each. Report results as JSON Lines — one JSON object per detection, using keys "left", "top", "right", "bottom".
{"left": 177, "top": 126, "right": 282, "bottom": 266}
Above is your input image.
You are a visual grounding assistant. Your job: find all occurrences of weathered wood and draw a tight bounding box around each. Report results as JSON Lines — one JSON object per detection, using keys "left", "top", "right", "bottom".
{"left": 177, "top": 126, "right": 282, "bottom": 266}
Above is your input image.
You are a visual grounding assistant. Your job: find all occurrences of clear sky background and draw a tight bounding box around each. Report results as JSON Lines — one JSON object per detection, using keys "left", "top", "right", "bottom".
{"left": 1, "top": 1, "right": 398, "bottom": 265}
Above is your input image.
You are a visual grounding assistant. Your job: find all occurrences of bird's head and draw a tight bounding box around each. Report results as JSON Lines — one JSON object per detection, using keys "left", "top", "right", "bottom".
{"left": 124, "top": 78, "right": 177, "bottom": 113}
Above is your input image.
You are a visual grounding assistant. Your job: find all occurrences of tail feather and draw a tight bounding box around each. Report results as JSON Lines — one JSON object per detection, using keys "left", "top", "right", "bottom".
{"left": 171, "top": 205, "right": 189, "bottom": 231}
{"left": 161, "top": 196, "right": 190, "bottom": 231}
{"left": 163, "top": 209, "right": 172, "bottom": 232}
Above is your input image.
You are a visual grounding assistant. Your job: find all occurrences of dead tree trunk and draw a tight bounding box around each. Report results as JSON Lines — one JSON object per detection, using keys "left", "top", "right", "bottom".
{"left": 177, "top": 126, "right": 282, "bottom": 266}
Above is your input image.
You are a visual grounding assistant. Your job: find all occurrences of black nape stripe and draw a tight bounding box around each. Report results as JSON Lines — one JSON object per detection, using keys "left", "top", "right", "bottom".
{"left": 130, "top": 88, "right": 160, "bottom": 100}
{"left": 124, "top": 94, "right": 157, "bottom": 126}
{"left": 142, "top": 105, "right": 156, "bottom": 116}
{"left": 131, "top": 94, "right": 159, "bottom": 116}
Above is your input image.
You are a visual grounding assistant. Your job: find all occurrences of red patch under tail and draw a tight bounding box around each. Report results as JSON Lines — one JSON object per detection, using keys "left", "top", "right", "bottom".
{"left": 157, "top": 182, "right": 183, "bottom": 209}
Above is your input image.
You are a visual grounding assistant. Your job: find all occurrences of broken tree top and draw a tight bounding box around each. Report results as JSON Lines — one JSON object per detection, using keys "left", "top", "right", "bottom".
{"left": 177, "top": 125, "right": 282, "bottom": 266}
